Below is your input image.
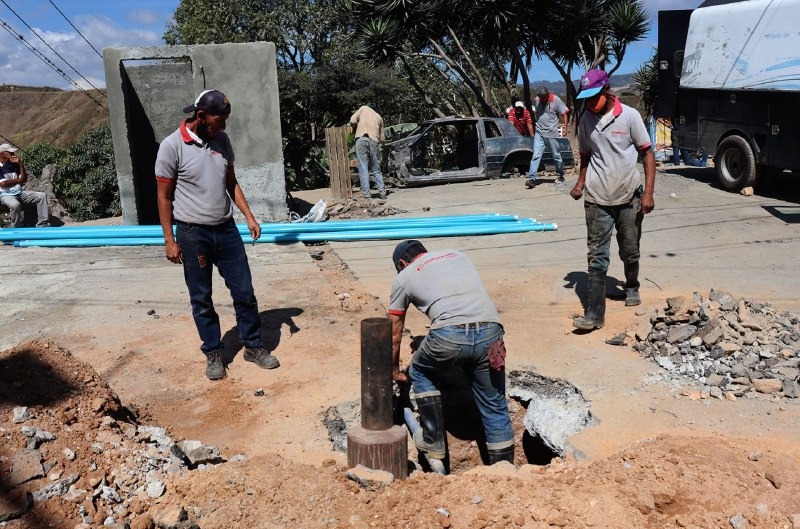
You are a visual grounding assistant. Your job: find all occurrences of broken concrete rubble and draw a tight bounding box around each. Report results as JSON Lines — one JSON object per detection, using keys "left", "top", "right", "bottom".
{"left": 325, "top": 196, "right": 408, "bottom": 219}
{"left": 633, "top": 290, "right": 800, "bottom": 399}
{"left": 0, "top": 340, "right": 236, "bottom": 527}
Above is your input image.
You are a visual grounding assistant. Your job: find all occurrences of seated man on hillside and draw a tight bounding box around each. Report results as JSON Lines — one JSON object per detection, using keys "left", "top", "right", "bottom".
{"left": 0, "top": 143, "right": 50, "bottom": 227}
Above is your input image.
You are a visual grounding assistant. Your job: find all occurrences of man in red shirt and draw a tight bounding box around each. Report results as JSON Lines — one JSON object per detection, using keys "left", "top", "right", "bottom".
{"left": 507, "top": 101, "right": 534, "bottom": 137}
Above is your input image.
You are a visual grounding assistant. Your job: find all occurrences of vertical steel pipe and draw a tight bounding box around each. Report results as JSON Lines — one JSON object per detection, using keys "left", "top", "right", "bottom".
{"left": 360, "top": 317, "right": 393, "bottom": 430}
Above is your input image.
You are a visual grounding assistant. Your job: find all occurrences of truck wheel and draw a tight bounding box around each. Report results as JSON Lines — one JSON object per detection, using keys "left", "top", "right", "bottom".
{"left": 716, "top": 135, "right": 758, "bottom": 190}
{"left": 502, "top": 153, "right": 533, "bottom": 177}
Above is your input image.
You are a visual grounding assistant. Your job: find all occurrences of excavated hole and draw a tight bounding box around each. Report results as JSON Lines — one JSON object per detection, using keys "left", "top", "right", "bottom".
{"left": 322, "top": 368, "right": 594, "bottom": 473}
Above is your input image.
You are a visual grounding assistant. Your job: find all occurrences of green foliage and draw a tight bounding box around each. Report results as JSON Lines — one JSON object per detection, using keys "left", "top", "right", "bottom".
{"left": 21, "top": 142, "right": 66, "bottom": 177}
{"left": 53, "top": 124, "right": 120, "bottom": 222}
{"left": 167, "top": 0, "right": 433, "bottom": 191}
{"left": 633, "top": 49, "right": 658, "bottom": 116}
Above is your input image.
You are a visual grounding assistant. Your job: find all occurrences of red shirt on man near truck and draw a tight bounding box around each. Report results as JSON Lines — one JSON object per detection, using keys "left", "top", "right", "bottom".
{"left": 507, "top": 101, "right": 534, "bottom": 137}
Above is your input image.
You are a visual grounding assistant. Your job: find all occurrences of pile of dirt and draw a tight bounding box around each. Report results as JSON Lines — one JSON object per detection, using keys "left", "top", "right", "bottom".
{"left": 3, "top": 340, "right": 800, "bottom": 529}
{"left": 0, "top": 341, "right": 233, "bottom": 529}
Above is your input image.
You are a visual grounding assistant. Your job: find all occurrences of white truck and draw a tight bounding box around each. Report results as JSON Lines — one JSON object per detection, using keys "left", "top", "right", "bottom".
{"left": 658, "top": 0, "right": 800, "bottom": 190}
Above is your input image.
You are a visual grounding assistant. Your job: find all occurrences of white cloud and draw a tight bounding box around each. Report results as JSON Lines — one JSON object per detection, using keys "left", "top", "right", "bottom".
{"left": 127, "top": 9, "right": 160, "bottom": 25}
{"left": 0, "top": 14, "right": 163, "bottom": 90}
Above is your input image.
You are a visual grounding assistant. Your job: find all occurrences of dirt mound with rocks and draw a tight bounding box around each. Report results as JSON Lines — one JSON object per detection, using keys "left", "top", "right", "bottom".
{"left": 3, "top": 340, "right": 800, "bottom": 529}
{"left": 633, "top": 290, "right": 800, "bottom": 400}
{"left": 325, "top": 196, "right": 408, "bottom": 220}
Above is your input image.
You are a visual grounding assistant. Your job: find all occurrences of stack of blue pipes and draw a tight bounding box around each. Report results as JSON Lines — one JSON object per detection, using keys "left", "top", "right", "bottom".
{"left": 0, "top": 214, "right": 557, "bottom": 248}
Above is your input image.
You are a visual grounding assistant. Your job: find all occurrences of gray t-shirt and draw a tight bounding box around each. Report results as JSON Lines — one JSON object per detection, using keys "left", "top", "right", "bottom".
{"left": 578, "top": 99, "right": 652, "bottom": 206}
{"left": 154, "top": 122, "right": 236, "bottom": 225}
{"left": 387, "top": 250, "right": 500, "bottom": 329}
{"left": 534, "top": 94, "right": 569, "bottom": 138}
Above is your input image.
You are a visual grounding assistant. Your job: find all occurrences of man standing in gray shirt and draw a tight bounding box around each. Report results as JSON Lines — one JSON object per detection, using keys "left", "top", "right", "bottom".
{"left": 387, "top": 240, "right": 514, "bottom": 469}
{"left": 155, "top": 89, "right": 279, "bottom": 380}
{"left": 570, "top": 70, "right": 655, "bottom": 331}
{"left": 526, "top": 86, "right": 570, "bottom": 188}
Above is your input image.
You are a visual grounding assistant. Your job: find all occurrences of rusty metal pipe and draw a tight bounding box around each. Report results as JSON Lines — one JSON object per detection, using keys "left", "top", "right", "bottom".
{"left": 360, "top": 317, "right": 393, "bottom": 430}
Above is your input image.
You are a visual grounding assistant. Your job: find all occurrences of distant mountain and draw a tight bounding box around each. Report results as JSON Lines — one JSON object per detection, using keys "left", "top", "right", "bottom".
{"left": 0, "top": 85, "right": 109, "bottom": 148}
{"left": 527, "top": 73, "right": 637, "bottom": 97}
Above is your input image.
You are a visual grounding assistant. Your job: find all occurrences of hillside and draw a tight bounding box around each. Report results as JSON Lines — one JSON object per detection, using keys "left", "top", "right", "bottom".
{"left": 0, "top": 85, "right": 109, "bottom": 149}
{"left": 531, "top": 72, "right": 636, "bottom": 95}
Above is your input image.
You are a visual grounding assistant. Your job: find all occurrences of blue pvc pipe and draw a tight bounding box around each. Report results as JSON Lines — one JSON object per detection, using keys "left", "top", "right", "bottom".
{"left": 13, "top": 221, "right": 557, "bottom": 248}
{"left": 0, "top": 214, "right": 524, "bottom": 242}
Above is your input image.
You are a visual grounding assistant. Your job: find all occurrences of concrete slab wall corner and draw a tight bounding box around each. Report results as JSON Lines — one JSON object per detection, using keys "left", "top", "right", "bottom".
{"left": 103, "top": 42, "right": 287, "bottom": 225}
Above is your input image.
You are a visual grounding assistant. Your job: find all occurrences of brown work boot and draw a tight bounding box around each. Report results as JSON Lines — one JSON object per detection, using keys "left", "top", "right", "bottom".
{"left": 205, "top": 350, "right": 225, "bottom": 380}
{"left": 244, "top": 347, "right": 280, "bottom": 369}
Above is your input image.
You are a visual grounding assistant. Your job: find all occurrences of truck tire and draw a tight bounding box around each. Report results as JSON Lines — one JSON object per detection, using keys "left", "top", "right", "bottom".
{"left": 715, "top": 135, "right": 758, "bottom": 190}
{"left": 502, "top": 152, "right": 533, "bottom": 177}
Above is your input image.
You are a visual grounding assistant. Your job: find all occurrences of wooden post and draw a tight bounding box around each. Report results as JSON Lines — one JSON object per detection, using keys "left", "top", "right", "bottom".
{"left": 325, "top": 126, "right": 352, "bottom": 200}
{"left": 346, "top": 317, "right": 408, "bottom": 480}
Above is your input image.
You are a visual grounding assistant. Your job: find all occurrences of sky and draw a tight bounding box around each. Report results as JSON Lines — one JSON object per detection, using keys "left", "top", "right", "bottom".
{"left": 0, "top": 0, "right": 704, "bottom": 90}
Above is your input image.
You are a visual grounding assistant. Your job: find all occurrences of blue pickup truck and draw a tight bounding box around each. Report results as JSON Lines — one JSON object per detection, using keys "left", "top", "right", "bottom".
{"left": 381, "top": 117, "right": 574, "bottom": 187}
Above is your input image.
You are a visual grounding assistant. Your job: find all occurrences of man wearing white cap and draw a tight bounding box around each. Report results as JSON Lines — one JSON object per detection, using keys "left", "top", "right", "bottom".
{"left": 0, "top": 143, "right": 50, "bottom": 227}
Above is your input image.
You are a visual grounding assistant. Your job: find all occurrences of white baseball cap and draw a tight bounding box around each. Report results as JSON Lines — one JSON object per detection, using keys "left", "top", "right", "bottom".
{"left": 0, "top": 143, "right": 18, "bottom": 153}
{"left": 514, "top": 101, "right": 524, "bottom": 108}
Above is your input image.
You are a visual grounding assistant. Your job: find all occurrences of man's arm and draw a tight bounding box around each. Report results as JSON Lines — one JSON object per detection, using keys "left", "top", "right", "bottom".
{"left": 0, "top": 157, "right": 27, "bottom": 188}
{"left": 388, "top": 312, "right": 408, "bottom": 382}
{"left": 526, "top": 112, "right": 535, "bottom": 136}
{"left": 225, "top": 164, "right": 261, "bottom": 241}
{"left": 640, "top": 148, "right": 656, "bottom": 214}
{"left": 571, "top": 153, "right": 590, "bottom": 200}
{"left": 156, "top": 178, "right": 182, "bottom": 264}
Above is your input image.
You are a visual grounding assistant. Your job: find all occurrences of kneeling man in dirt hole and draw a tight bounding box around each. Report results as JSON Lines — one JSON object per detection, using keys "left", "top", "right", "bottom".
{"left": 155, "top": 89, "right": 279, "bottom": 381}
{"left": 387, "top": 240, "right": 514, "bottom": 465}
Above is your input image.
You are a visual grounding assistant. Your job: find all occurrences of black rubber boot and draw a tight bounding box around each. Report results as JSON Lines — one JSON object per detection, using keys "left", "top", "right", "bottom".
{"left": 487, "top": 445, "right": 515, "bottom": 465}
{"left": 573, "top": 272, "right": 606, "bottom": 330}
{"left": 624, "top": 262, "right": 641, "bottom": 306}
{"left": 413, "top": 394, "right": 446, "bottom": 460}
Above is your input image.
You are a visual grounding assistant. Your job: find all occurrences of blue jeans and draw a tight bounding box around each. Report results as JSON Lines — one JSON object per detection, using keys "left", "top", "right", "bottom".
{"left": 176, "top": 218, "right": 264, "bottom": 355}
{"left": 409, "top": 322, "right": 513, "bottom": 449}
{"left": 528, "top": 133, "right": 563, "bottom": 180}
{"left": 672, "top": 147, "right": 707, "bottom": 167}
{"left": 584, "top": 195, "right": 642, "bottom": 275}
{"left": 355, "top": 136, "right": 385, "bottom": 197}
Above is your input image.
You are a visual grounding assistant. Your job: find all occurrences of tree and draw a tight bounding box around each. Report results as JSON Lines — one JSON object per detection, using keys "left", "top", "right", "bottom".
{"left": 166, "top": 0, "right": 430, "bottom": 189}
{"left": 54, "top": 124, "right": 120, "bottom": 222}
{"left": 534, "top": 0, "right": 650, "bottom": 132}
{"left": 633, "top": 49, "right": 658, "bottom": 117}
{"left": 343, "top": 0, "right": 533, "bottom": 117}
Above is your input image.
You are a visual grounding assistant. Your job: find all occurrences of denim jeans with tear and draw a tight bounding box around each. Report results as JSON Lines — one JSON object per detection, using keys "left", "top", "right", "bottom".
{"left": 409, "top": 322, "right": 513, "bottom": 449}
{"left": 584, "top": 194, "right": 642, "bottom": 275}
{"left": 176, "top": 218, "right": 264, "bottom": 356}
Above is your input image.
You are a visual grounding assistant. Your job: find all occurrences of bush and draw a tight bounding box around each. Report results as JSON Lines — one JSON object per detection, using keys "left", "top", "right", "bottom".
{"left": 53, "top": 124, "right": 119, "bottom": 222}
{"left": 22, "top": 141, "right": 66, "bottom": 178}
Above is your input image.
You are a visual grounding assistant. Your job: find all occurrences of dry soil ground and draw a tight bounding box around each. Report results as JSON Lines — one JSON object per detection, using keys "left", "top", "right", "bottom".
{"left": 1, "top": 165, "right": 800, "bottom": 529}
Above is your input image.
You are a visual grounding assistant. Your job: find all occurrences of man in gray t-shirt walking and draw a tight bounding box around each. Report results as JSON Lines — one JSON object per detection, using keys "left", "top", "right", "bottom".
{"left": 526, "top": 86, "right": 570, "bottom": 188}
{"left": 570, "top": 70, "right": 656, "bottom": 331}
{"left": 387, "top": 240, "right": 514, "bottom": 468}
